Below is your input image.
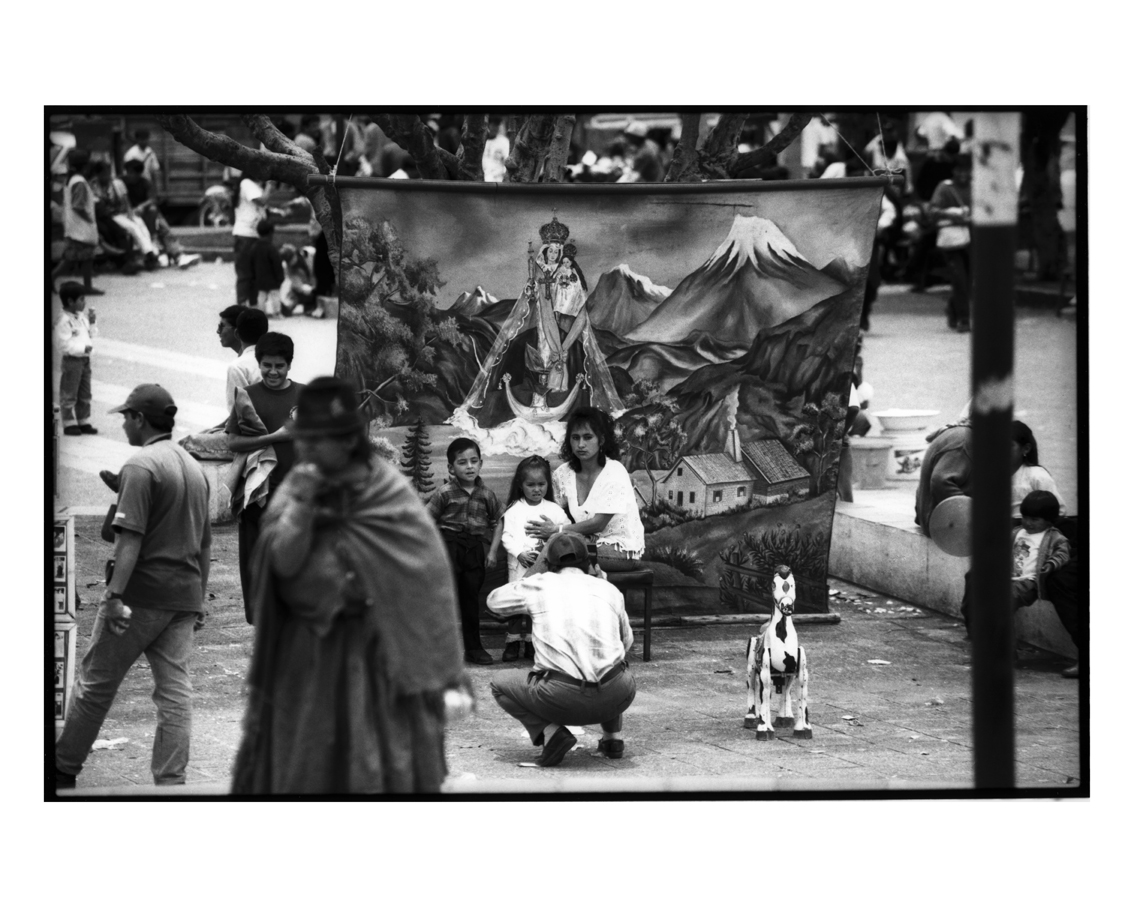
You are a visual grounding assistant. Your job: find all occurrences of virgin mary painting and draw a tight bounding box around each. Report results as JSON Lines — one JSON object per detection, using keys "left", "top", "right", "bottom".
{"left": 458, "top": 216, "right": 624, "bottom": 425}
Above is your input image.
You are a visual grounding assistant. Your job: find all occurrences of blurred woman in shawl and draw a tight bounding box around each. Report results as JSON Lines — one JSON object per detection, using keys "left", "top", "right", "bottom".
{"left": 232, "top": 377, "right": 472, "bottom": 793}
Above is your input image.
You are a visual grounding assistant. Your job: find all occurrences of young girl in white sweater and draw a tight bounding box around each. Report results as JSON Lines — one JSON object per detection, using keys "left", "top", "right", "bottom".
{"left": 499, "top": 456, "right": 569, "bottom": 662}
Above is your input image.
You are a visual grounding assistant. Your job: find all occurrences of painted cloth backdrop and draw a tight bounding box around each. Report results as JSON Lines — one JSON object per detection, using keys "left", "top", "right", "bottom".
{"left": 332, "top": 179, "right": 883, "bottom": 614}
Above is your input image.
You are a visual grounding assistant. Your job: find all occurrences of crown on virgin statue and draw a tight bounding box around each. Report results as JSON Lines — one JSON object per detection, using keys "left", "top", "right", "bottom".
{"left": 539, "top": 216, "right": 570, "bottom": 244}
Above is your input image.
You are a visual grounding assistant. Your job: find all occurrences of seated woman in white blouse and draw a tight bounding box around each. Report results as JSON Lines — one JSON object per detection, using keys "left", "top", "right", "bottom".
{"left": 1010, "top": 420, "right": 1067, "bottom": 521}
{"left": 525, "top": 406, "right": 645, "bottom": 574}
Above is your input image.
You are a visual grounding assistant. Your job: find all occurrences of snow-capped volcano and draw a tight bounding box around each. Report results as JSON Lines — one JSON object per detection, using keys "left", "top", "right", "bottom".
{"left": 448, "top": 286, "right": 499, "bottom": 317}
{"left": 625, "top": 214, "right": 848, "bottom": 346}
{"left": 587, "top": 264, "right": 671, "bottom": 335}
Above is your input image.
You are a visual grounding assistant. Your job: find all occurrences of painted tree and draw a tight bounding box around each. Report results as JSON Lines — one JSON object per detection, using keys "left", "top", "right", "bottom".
{"left": 617, "top": 380, "right": 689, "bottom": 503}
{"left": 787, "top": 393, "right": 846, "bottom": 496}
{"left": 400, "top": 417, "right": 435, "bottom": 497}
{"left": 337, "top": 216, "right": 461, "bottom": 419}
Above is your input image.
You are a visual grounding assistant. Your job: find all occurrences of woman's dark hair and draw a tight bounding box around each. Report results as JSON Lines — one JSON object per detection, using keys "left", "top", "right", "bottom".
{"left": 1010, "top": 420, "right": 1040, "bottom": 466}
{"left": 1020, "top": 490, "right": 1060, "bottom": 523}
{"left": 507, "top": 455, "right": 555, "bottom": 507}
{"left": 559, "top": 406, "right": 620, "bottom": 472}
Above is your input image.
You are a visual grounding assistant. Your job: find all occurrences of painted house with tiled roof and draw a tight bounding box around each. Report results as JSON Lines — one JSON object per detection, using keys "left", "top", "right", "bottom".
{"left": 657, "top": 429, "right": 810, "bottom": 517}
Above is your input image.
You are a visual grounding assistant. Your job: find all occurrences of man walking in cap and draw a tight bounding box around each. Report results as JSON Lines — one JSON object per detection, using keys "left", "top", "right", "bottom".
{"left": 55, "top": 385, "right": 211, "bottom": 790}
{"left": 487, "top": 532, "right": 636, "bottom": 766}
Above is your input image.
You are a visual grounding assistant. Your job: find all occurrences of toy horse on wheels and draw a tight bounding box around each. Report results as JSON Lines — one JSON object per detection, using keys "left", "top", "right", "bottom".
{"left": 744, "top": 565, "right": 812, "bottom": 740}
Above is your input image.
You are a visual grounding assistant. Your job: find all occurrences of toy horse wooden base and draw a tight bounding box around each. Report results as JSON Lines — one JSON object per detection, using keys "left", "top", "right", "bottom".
{"left": 744, "top": 565, "right": 812, "bottom": 740}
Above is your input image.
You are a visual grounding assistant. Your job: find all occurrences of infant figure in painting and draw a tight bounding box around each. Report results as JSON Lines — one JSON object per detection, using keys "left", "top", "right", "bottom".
{"left": 744, "top": 564, "right": 812, "bottom": 741}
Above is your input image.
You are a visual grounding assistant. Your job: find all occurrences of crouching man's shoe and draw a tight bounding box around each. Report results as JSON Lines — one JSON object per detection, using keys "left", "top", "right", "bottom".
{"left": 597, "top": 738, "right": 625, "bottom": 759}
{"left": 538, "top": 726, "right": 577, "bottom": 767}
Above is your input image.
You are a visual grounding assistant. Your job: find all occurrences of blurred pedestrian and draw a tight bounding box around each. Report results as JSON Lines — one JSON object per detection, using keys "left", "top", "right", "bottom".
{"left": 121, "top": 159, "right": 200, "bottom": 269}
{"left": 55, "top": 384, "right": 211, "bottom": 789}
{"left": 930, "top": 153, "right": 973, "bottom": 331}
{"left": 280, "top": 243, "right": 316, "bottom": 315}
{"left": 232, "top": 377, "right": 471, "bottom": 793}
{"left": 232, "top": 174, "right": 268, "bottom": 305}
{"left": 51, "top": 148, "right": 99, "bottom": 291}
{"left": 123, "top": 129, "right": 161, "bottom": 189}
{"left": 616, "top": 120, "right": 662, "bottom": 183}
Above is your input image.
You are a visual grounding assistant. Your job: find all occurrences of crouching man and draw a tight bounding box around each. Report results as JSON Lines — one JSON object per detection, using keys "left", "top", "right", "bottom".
{"left": 487, "top": 532, "right": 636, "bottom": 766}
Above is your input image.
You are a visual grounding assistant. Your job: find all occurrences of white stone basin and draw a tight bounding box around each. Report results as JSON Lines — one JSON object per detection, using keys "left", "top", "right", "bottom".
{"left": 874, "top": 409, "right": 940, "bottom": 433}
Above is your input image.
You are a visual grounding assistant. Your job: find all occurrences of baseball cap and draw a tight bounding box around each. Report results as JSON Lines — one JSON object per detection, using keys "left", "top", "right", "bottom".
{"left": 546, "top": 532, "right": 590, "bottom": 570}
{"left": 108, "top": 384, "right": 178, "bottom": 421}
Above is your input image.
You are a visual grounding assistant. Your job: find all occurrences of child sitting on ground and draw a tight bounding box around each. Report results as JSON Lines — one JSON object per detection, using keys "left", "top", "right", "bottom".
{"left": 1009, "top": 490, "right": 1071, "bottom": 612}
{"left": 427, "top": 438, "right": 504, "bottom": 665}
{"left": 250, "top": 220, "right": 285, "bottom": 317}
{"left": 500, "top": 455, "right": 570, "bottom": 662}
{"left": 279, "top": 243, "right": 315, "bottom": 316}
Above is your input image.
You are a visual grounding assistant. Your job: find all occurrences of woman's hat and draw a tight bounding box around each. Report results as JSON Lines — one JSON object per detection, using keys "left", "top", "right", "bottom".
{"left": 293, "top": 377, "right": 365, "bottom": 437}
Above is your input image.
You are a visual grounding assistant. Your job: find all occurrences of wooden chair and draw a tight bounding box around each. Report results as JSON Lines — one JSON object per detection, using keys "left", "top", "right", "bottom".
{"left": 607, "top": 569, "right": 654, "bottom": 662}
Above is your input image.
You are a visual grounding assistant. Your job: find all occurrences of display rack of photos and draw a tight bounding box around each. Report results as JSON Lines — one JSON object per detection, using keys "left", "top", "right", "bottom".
{"left": 53, "top": 512, "right": 76, "bottom": 735}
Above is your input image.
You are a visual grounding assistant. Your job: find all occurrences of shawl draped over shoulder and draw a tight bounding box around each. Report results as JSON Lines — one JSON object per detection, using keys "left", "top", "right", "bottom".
{"left": 232, "top": 457, "right": 466, "bottom": 794}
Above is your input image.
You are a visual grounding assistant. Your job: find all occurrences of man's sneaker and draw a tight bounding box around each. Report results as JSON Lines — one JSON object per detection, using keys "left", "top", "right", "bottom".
{"left": 177, "top": 253, "right": 201, "bottom": 269}
{"left": 502, "top": 641, "right": 521, "bottom": 662}
{"left": 55, "top": 770, "right": 77, "bottom": 790}
{"left": 78, "top": 424, "right": 98, "bottom": 434}
{"left": 597, "top": 738, "right": 625, "bottom": 759}
{"left": 158, "top": 253, "right": 170, "bottom": 268}
{"left": 464, "top": 649, "right": 493, "bottom": 666}
{"left": 63, "top": 426, "right": 82, "bottom": 436}
{"left": 523, "top": 641, "right": 535, "bottom": 661}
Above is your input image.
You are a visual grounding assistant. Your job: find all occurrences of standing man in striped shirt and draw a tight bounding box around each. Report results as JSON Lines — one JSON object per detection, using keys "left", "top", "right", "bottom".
{"left": 487, "top": 532, "right": 637, "bottom": 767}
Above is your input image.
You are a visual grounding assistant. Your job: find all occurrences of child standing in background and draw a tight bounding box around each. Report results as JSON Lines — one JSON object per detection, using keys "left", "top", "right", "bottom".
{"left": 250, "top": 220, "right": 285, "bottom": 317}
{"left": 53, "top": 281, "right": 103, "bottom": 435}
{"left": 500, "top": 456, "right": 570, "bottom": 661}
{"left": 427, "top": 438, "right": 504, "bottom": 665}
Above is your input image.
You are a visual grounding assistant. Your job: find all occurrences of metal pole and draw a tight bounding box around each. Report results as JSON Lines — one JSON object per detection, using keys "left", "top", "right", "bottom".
{"left": 970, "top": 112, "right": 1021, "bottom": 788}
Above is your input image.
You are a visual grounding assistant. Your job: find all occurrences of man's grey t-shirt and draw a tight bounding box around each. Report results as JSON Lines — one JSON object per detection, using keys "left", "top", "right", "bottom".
{"left": 112, "top": 436, "right": 211, "bottom": 610}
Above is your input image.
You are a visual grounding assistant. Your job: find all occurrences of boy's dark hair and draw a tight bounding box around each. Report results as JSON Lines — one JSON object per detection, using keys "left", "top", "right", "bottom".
{"left": 1020, "top": 490, "right": 1060, "bottom": 524}
{"left": 256, "top": 219, "right": 275, "bottom": 238}
{"left": 134, "top": 129, "right": 150, "bottom": 143}
{"left": 447, "top": 437, "right": 481, "bottom": 464}
{"left": 235, "top": 308, "right": 269, "bottom": 345}
{"left": 559, "top": 406, "right": 621, "bottom": 472}
{"left": 255, "top": 331, "right": 294, "bottom": 364}
{"left": 219, "top": 304, "right": 243, "bottom": 326}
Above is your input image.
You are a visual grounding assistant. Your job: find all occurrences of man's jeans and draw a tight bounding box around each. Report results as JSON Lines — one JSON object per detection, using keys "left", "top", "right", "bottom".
{"left": 56, "top": 603, "right": 196, "bottom": 785}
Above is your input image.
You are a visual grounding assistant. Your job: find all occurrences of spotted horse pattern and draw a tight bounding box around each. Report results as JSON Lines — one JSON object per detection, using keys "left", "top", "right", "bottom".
{"left": 744, "top": 565, "right": 812, "bottom": 741}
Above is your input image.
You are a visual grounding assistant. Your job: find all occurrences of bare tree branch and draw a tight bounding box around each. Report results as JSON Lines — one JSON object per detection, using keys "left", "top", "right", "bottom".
{"left": 698, "top": 113, "right": 749, "bottom": 180}
{"left": 457, "top": 114, "right": 488, "bottom": 182}
{"left": 241, "top": 115, "right": 309, "bottom": 159}
{"left": 730, "top": 113, "right": 813, "bottom": 178}
{"left": 543, "top": 115, "right": 577, "bottom": 183}
{"left": 370, "top": 114, "right": 458, "bottom": 179}
{"left": 506, "top": 114, "right": 558, "bottom": 182}
{"left": 155, "top": 114, "right": 342, "bottom": 266}
{"left": 664, "top": 113, "right": 704, "bottom": 182}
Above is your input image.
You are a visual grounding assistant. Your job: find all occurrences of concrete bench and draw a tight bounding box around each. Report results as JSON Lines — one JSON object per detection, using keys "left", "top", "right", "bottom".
{"left": 828, "top": 488, "right": 1076, "bottom": 658}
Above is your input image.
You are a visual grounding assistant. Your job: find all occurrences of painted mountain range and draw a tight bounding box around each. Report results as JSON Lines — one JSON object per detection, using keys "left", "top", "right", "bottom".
{"left": 624, "top": 214, "right": 847, "bottom": 346}
{"left": 586, "top": 265, "right": 671, "bottom": 335}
